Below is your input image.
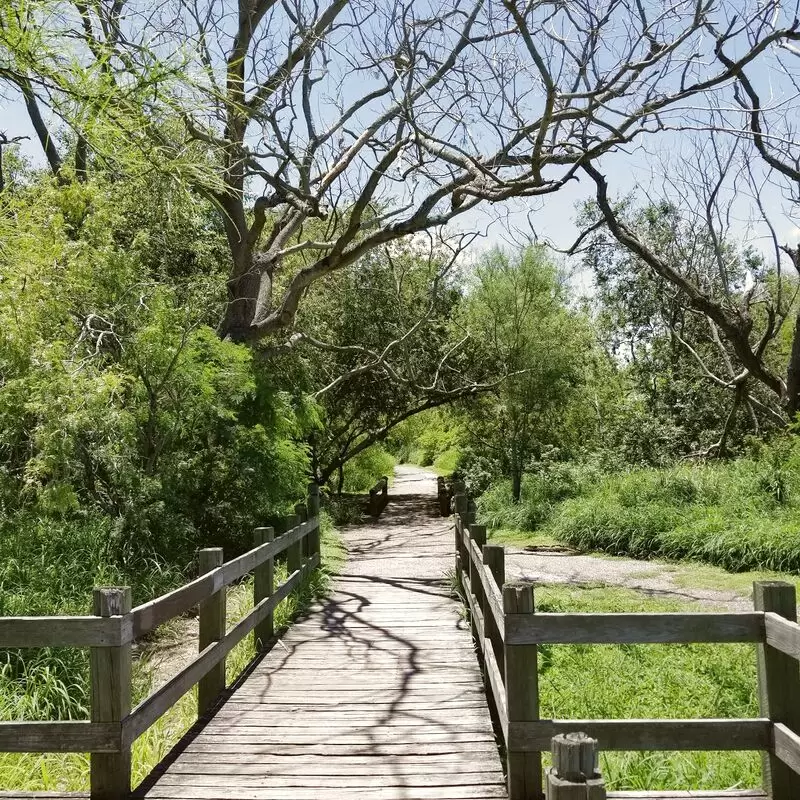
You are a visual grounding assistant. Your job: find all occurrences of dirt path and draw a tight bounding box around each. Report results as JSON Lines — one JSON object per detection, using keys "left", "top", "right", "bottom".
{"left": 396, "top": 465, "right": 754, "bottom": 612}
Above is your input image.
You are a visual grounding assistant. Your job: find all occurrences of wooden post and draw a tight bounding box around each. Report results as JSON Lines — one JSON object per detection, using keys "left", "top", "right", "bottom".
{"left": 437, "top": 476, "right": 450, "bottom": 517}
{"left": 546, "top": 732, "right": 606, "bottom": 799}
{"left": 198, "top": 547, "right": 225, "bottom": 716}
{"left": 90, "top": 587, "right": 132, "bottom": 800}
{"left": 453, "top": 493, "right": 468, "bottom": 576}
{"left": 285, "top": 514, "right": 302, "bottom": 576}
{"left": 307, "top": 483, "right": 321, "bottom": 559}
{"left": 254, "top": 527, "right": 275, "bottom": 651}
{"left": 754, "top": 581, "right": 800, "bottom": 799}
{"left": 483, "top": 543, "right": 505, "bottom": 674}
{"left": 459, "top": 508, "right": 475, "bottom": 587}
{"left": 294, "top": 500, "right": 309, "bottom": 561}
{"left": 504, "top": 582, "right": 542, "bottom": 800}
{"left": 469, "top": 524, "right": 487, "bottom": 640}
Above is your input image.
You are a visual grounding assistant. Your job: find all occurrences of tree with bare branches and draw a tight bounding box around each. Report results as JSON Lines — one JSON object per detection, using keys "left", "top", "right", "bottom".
{"left": 4, "top": 0, "right": 800, "bottom": 347}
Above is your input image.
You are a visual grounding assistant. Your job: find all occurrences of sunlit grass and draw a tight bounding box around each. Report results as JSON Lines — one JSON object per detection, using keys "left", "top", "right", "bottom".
{"left": 534, "top": 584, "right": 761, "bottom": 792}
{"left": 0, "top": 515, "right": 343, "bottom": 791}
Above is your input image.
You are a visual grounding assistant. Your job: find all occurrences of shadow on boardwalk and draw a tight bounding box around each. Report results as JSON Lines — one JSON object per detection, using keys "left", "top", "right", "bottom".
{"left": 134, "top": 465, "right": 507, "bottom": 800}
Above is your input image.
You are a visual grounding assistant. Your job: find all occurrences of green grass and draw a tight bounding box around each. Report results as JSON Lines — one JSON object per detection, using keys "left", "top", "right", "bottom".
{"left": 0, "top": 514, "right": 344, "bottom": 791}
{"left": 431, "top": 447, "right": 460, "bottom": 476}
{"left": 487, "top": 527, "right": 562, "bottom": 549}
{"left": 532, "top": 584, "right": 760, "bottom": 791}
{"left": 479, "top": 439, "right": 800, "bottom": 576}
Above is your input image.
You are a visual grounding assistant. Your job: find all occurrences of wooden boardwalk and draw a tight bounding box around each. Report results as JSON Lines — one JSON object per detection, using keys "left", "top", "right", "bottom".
{"left": 135, "top": 468, "right": 508, "bottom": 799}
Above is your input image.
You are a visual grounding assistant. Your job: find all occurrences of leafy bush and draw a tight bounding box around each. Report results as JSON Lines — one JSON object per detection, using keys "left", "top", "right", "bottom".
{"left": 0, "top": 176, "right": 312, "bottom": 742}
{"left": 544, "top": 440, "right": 800, "bottom": 572}
{"left": 433, "top": 447, "right": 460, "bottom": 476}
{"left": 338, "top": 445, "right": 396, "bottom": 493}
{"left": 477, "top": 462, "right": 585, "bottom": 530}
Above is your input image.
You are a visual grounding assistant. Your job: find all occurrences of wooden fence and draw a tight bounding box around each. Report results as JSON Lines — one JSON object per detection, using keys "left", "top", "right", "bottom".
{"left": 368, "top": 476, "right": 389, "bottom": 517}
{"left": 452, "top": 488, "right": 800, "bottom": 800}
{"left": 0, "top": 484, "right": 322, "bottom": 800}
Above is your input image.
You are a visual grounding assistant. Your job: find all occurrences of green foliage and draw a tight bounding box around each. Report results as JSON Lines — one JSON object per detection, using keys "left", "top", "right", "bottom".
{"left": 457, "top": 246, "right": 591, "bottom": 498}
{"left": 580, "top": 199, "right": 785, "bottom": 458}
{"left": 477, "top": 458, "right": 586, "bottom": 530}
{"left": 0, "top": 174, "right": 312, "bottom": 766}
{"left": 339, "top": 445, "right": 396, "bottom": 493}
{"left": 541, "top": 437, "right": 800, "bottom": 573}
{"left": 392, "top": 408, "right": 461, "bottom": 468}
{"left": 537, "top": 585, "right": 759, "bottom": 791}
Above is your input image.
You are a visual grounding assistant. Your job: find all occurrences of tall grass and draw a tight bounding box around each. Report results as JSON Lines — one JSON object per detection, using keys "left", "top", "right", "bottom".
{"left": 546, "top": 454, "right": 800, "bottom": 572}
{"left": 478, "top": 438, "right": 800, "bottom": 574}
{"left": 339, "top": 445, "right": 396, "bottom": 493}
{"left": 535, "top": 585, "right": 760, "bottom": 791}
{"left": 0, "top": 514, "right": 344, "bottom": 791}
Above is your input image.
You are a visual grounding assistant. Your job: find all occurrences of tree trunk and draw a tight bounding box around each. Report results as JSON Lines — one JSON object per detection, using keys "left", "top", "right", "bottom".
{"left": 511, "top": 464, "right": 522, "bottom": 504}
{"left": 20, "top": 76, "right": 63, "bottom": 180}
{"left": 785, "top": 310, "right": 800, "bottom": 420}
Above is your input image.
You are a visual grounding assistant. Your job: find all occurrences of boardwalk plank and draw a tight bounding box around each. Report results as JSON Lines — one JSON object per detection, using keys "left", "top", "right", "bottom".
{"left": 138, "top": 473, "right": 505, "bottom": 800}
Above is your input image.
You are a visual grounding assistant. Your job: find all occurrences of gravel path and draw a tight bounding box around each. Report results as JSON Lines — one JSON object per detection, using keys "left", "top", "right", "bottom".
{"left": 375, "top": 465, "right": 753, "bottom": 612}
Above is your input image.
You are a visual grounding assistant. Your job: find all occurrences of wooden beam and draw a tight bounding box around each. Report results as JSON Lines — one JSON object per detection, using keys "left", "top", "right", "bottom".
{"left": 254, "top": 527, "right": 275, "bottom": 651}
{"left": 0, "top": 721, "right": 120, "bottom": 753}
{"left": 754, "top": 581, "right": 800, "bottom": 799}
{"left": 773, "top": 722, "right": 800, "bottom": 777}
{"left": 764, "top": 612, "right": 800, "bottom": 660}
{"left": 505, "top": 612, "right": 764, "bottom": 646}
{"left": 504, "top": 583, "right": 542, "bottom": 800}
{"left": 198, "top": 548, "right": 226, "bottom": 717}
{"left": 0, "top": 617, "right": 125, "bottom": 648}
{"left": 90, "top": 587, "right": 132, "bottom": 800}
{"left": 508, "top": 718, "right": 771, "bottom": 752}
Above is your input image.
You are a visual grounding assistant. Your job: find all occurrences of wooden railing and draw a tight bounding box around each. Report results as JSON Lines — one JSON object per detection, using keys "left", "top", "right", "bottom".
{"left": 0, "top": 484, "right": 322, "bottom": 800}
{"left": 452, "top": 487, "right": 800, "bottom": 800}
{"left": 368, "top": 476, "right": 389, "bottom": 517}
{"left": 437, "top": 475, "right": 452, "bottom": 517}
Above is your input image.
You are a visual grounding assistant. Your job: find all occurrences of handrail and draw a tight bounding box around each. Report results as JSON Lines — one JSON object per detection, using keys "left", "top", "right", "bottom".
{"left": 130, "top": 520, "right": 313, "bottom": 639}
{"left": 123, "top": 557, "right": 316, "bottom": 746}
{"left": 505, "top": 611, "right": 765, "bottom": 645}
{"left": 451, "top": 490, "right": 800, "bottom": 800}
{"left": 0, "top": 484, "right": 323, "bottom": 798}
{"left": 368, "top": 476, "right": 389, "bottom": 517}
{"left": 0, "top": 616, "right": 126, "bottom": 648}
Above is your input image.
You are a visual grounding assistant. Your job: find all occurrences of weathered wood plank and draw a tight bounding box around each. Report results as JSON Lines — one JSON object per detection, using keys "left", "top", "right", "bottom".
{"left": 507, "top": 718, "right": 771, "bottom": 751}
{"left": 505, "top": 612, "right": 765, "bottom": 645}
{"left": 179, "top": 742, "right": 502, "bottom": 757}
{"left": 0, "top": 722, "right": 120, "bottom": 753}
{"left": 136, "top": 786, "right": 509, "bottom": 799}
{"left": 161, "top": 759, "right": 502, "bottom": 774}
{"left": 153, "top": 773, "right": 505, "bottom": 787}
{"left": 484, "top": 635, "right": 508, "bottom": 742}
{"left": 123, "top": 565, "right": 306, "bottom": 744}
{"left": 773, "top": 722, "right": 800, "bottom": 776}
{"left": 0, "top": 616, "right": 125, "bottom": 648}
{"left": 764, "top": 611, "right": 800, "bottom": 660}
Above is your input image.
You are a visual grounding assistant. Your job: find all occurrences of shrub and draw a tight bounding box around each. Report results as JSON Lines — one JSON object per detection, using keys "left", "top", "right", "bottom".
{"left": 339, "top": 445, "right": 396, "bottom": 493}
{"left": 542, "top": 439, "right": 800, "bottom": 573}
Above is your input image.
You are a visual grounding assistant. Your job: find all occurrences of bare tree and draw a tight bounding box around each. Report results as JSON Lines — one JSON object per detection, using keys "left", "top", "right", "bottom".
{"left": 4, "top": 0, "right": 799, "bottom": 342}
{"left": 579, "top": 129, "right": 800, "bottom": 434}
